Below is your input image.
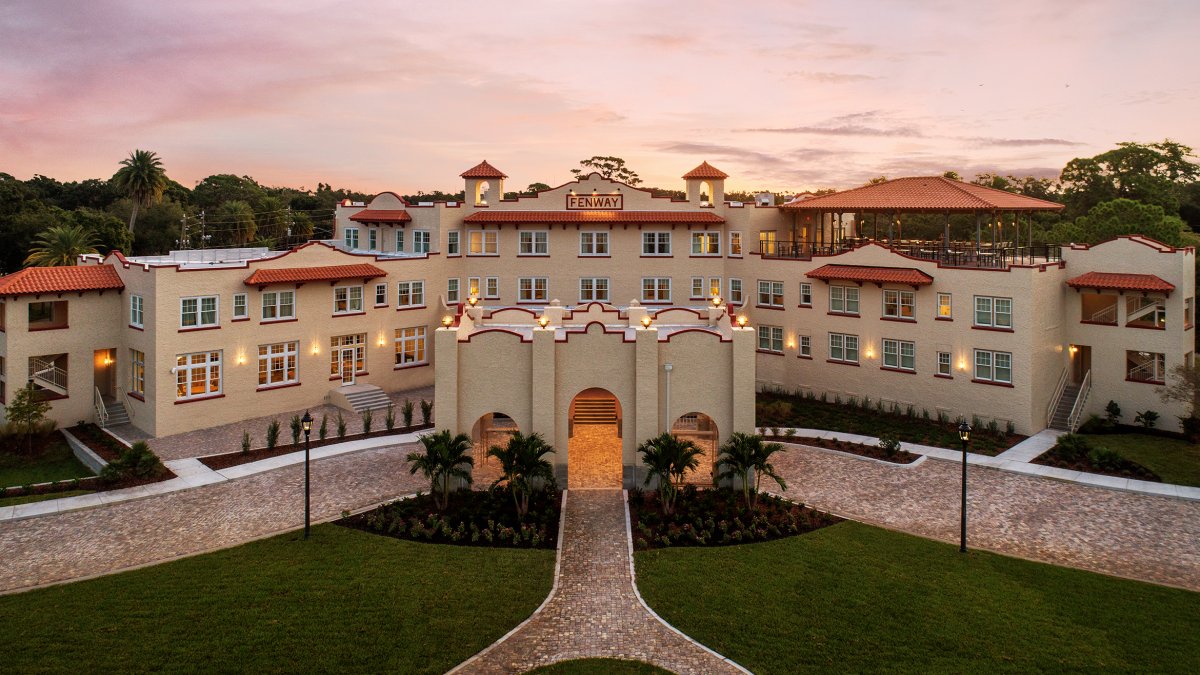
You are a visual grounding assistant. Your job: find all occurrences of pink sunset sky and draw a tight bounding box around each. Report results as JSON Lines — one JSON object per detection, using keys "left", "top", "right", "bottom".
{"left": 2, "top": 0, "right": 1197, "bottom": 195}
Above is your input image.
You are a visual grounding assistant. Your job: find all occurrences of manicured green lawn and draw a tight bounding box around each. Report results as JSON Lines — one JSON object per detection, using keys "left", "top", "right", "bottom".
{"left": 528, "top": 658, "right": 671, "bottom": 674}
{"left": 0, "top": 489, "right": 92, "bottom": 507}
{"left": 0, "top": 524, "right": 555, "bottom": 673}
{"left": 1081, "top": 433, "right": 1200, "bottom": 487}
{"left": 636, "top": 522, "right": 1200, "bottom": 673}
{"left": 0, "top": 437, "right": 94, "bottom": 488}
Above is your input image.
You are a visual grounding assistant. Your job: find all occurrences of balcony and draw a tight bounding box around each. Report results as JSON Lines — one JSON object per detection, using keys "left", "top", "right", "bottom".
{"left": 28, "top": 353, "right": 68, "bottom": 397}
{"left": 758, "top": 238, "right": 1062, "bottom": 269}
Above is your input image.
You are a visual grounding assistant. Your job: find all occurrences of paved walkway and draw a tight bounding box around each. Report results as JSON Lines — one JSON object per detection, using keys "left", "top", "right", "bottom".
{"left": 993, "top": 428, "right": 1061, "bottom": 462}
{"left": 454, "top": 490, "right": 745, "bottom": 674}
{"left": 772, "top": 442, "right": 1200, "bottom": 591}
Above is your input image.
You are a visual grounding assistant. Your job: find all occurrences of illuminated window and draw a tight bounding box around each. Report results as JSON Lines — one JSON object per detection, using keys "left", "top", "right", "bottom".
{"left": 333, "top": 286, "right": 363, "bottom": 314}
{"left": 691, "top": 231, "right": 720, "bottom": 256}
{"left": 258, "top": 341, "right": 298, "bottom": 387}
{"left": 937, "top": 292, "right": 952, "bottom": 319}
{"left": 396, "top": 281, "right": 425, "bottom": 308}
{"left": 175, "top": 350, "right": 221, "bottom": 400}
{"left": 883, "top": 290, "right": 915, "bottom": 319}
{"left": 579, "top": 277, "right": 610, "bottom": 303}
{"left": 395, "top": 327, "right": 428, "bottom": 367}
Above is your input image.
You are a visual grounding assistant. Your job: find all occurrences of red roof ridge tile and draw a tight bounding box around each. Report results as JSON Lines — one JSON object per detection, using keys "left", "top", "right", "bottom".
{"left": 349, "top": 208, "right": 412, "bottom": 223}
{"left": 780, "top": 176, "right": 1064, "bottom": 212}
{"left": 0, "top": 264, "right": 124, "bottom": 296}
{"left": 1065, "top": 271, "right": 1175, "bottom": 293}
{"left": 460, "top": 160, "right": 508, "bottom": 179}
{"left": 807, "top": 263, "right": 934, "bottom": 286}
{"left": 682, "top": 161, "right": 729, "bottom": 180}
{"left": 243, "top": 263, "right": 388, "bottom": 287}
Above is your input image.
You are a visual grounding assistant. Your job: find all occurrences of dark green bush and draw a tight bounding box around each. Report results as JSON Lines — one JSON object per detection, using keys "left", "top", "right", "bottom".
{"left": 101, "top": 441, "right": 163, "bottom": 483}
{"left": 1054, "top": 433, "right": 1092, "bottom": 463}
{"left": 266, "top": 420, "right": 280, "bottom": 450}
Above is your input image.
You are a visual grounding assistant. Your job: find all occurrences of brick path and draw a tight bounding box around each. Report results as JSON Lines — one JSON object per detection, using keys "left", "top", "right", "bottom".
{"left": 455, "top": 489, "right": 745, "bottom": 674}
{"left": 773, "top": 443, "right": 1200, "bottom": 590}
{"left": 567, "top": 425, "right": 623, "bottom": 489}
{"left": 0, "top": 442, "right": 426, "bottom": 593}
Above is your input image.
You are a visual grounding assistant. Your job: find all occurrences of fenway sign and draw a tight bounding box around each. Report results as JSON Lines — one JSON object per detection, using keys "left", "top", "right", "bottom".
{"left": 566, "top": 194, "right": 623, "bottom": 210}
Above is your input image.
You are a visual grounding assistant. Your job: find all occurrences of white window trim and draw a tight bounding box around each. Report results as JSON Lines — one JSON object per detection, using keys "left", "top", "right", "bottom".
{"left": 518, "top": 230, "right": 550, "bottom": 256}
{"left": 937, "top": 292, "right": 953, "bottom": 319}
{"left": 829, "top": 332, "right": 860, "bottom": 364}
{"left": 799, "top": 335, "right": 812, "bottom": 357}
{"left": 367, "top": 228, "right": 378, "bottom": 251}
{"left": 412, "top": 229, "right": 431, "bottom": 254}
{"left": 258, "top": 341, "right": 298, "bottom": 388}
{"left": 518, "top": 277, "right": 549, "bottom": 303}
{"left": 446, "top": 230, "right": 460, "bottom": 256}
{"left": 728, "top": 278, "right": 743, "bottom": 305}
{"left": 579, "top": 231, "right": 610, "bottom": 256}
{"left": 799, "top": 282, "right": 812, "bottom": 307}
{"left": 974, "top": 349, "right": 1013, "bottom": 384}
{"left": 467, "top": 230, "right": 499, "bottom": 256}
{"left": 641, "top": 232, "right": 672, "bottom": 256}
{"left": 690, "top": 231, "right": 721, "bottom": 256}
{"left": 374, "top": 283, "right": 388, "bottom": 307}
{"left": 175, "top": 350, "right": 222, "bottom": 400}
{"left": 729, "top": 231, "right": 743, "bottom": 257}
{"left": 261, "top": 290, "right": 296, "bottom": 322}
{"left": 757, "top": 325, "right": 784, "bottom": 353}
{"left": 396, "top": 280, "right": 426, "bottom": 309}
{"left": 343, "top": 227, "right": 359, "bottom": 249}
{"left": 882, "top": 338, "right": 916, "bottom": 371}
{"left": 974, "top": 295, "right": 1013, "bottom": 329}
{"left": 395, "top": 326, "right": 428, "bottom": 368}
{"left": 130, "top": 348, "right": 146, "bottom": 395}
{"left": 232, "top": 293, "right": 248, "bottom": 320}
{"left": 936, "top": 351, "right": 952, "bottom": 376}
{"left": 484, "top": 276, "right": 500, "bottom": 300}
{"left": 446, "top": 278, "right": 461, "bottom": 303}
{"left": 883, "top": 289, "right": 916, "bottom": 320}
{"left": 579, "top": 277, "right": 611, "bottom": 303}
{"left": 829, "top": 286, "right": 860, "bottom": 315}
{"left": 180, "top": 295, "right": 219, "bottom": 329}
{"left": 130, "top": 294, "right": 144, "bottom": 328}
{"left": 641, "top": 277, "right": 671, "bottom": 303}
{"left": 758, "top": 280, "right": 784, "bottom": 308}
{"left": 395, "top": 229, "right": 405, "bottom": 252}
{"left": 333, "top": 286, "right": 364, "bottom": 315}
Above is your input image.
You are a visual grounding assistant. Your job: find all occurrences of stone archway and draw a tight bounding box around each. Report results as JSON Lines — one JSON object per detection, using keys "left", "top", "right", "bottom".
{"left": 471, "top": 412, "right": 518, "bottom": 487}
{"left": 672, "top": 412, "right": 718, "bottom": 484}
{"left": 567, "top": 388, "right": 623, "bottom": 489}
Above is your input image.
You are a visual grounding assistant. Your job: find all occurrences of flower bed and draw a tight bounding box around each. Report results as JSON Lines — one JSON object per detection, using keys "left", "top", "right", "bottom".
{"left": 766, "top": 435, "right": 921, "bottom": 464}
{"left": 629, "top": 487, "right": 840, "bottom": 550}
{"left": 338, "top": 488, "right": 561, "bottom": 549}
{"left": 1033, "top": 434, "right": 1160, "bottom": 482}
{"left": 199, "top": 423, "right": 435, "bottom": 471}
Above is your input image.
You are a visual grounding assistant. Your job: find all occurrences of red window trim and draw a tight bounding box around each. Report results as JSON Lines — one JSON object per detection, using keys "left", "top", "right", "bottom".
{"left": 396, "top": 305, "right": 428, "bottom": 312}
{"left": 971, "top": 378, "right": 1014, "bottom": 388}
{"left": 934, "top": 373, "right": 954, "bottom": 380}
{"left": 934, "top": 316, "right": 953, "bottom": 322}
{"left": 231, "top": 316, "right": 251, "bottom": 323}
{"left": 755, "top": 305, "right": 785, "bottom": 311}
{"left": 256, "top": 381, "right": 301, "bottom": 393}
{"left": 331, "top": 311, "right": 366, "bottom": 318}
{"left": 577, "top": 254, "right": 612, "bottom": 258}
{"left": 1079, "top": 320, "right": 1117, "bottom": 327}
{"left": 128, "top": 391, "right": 145, "bottom": 401}
{"left": 174, "top": 393, "right": 226, "bottom": 404}
{"left": 178, "top": 325, "right": 220, "bottom": 333}
{"left": 393, "top": 362, "right": 430, "bottom": 371}
{"left": 797, "top": 354, "right": 813, "bottom": 360}
{"left": 826, "top": 359, "right": 860, "bottom": 367}
{"left": 756, "top": 349, "right": 784, "bottom": 356}
{"left": 971, "top": 325, "right": 1014, "bottom": 333}
{"left": 1126, "top": 376, "right": 1165, "bottom": 386}
{"left": 880, "top": 366, "right": 917, "bottom": 375}
{"left": 1124, "top": 323, "right": 1166, "bottom": 331}
{"left": 260, "top": 318, "right": 298, "bottom": 325}
{"left": 128, "top": 324, "right": 145, "bottom": 331}
{"left": 29, "top": 324, "right": 70, "bottom": 332}
{"left": 880, "top": 317, "right": 917, "bottom": 324}
{"left": 826, "top": 312, "right": 860, "bottom": 318}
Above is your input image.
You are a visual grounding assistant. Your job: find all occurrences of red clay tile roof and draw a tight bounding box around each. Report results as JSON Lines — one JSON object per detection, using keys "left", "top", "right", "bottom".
{"left": 460, "top": 160, "right": 508, "bottom": 179}
{"left": 779, "top": 176, "right": 1064, "bottom": 212}
{"left": 244, "top": 263, "right": 387, "bottom": 287}
{"left": 1066, "top": 272, "right": 1175, "bottom": 294}
{"left": 463, "top": 210, "right": 725, "bottom": 224}
{"left": 807, "top": 264, "right": 934, "bottom": 286}
{"left": 0, "top": 265, "right": 124, "bottom": 296}
{"left": 349, "top": 209, "right": 412, "bottom": 223}
{"left": 682, "top": 161, "right": 729, "bottom": 180}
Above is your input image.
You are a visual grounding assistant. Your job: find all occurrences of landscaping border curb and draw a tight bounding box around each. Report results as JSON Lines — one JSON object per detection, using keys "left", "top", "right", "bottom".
{"left": 61, "top": 428, "right": 108, "bottom": 474}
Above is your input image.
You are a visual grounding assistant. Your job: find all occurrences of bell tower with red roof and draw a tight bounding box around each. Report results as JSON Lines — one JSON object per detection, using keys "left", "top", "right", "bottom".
{"left": 460, "top": 160, "right": 507, "bottom": 206}
{"left": 682, "top": 161, "right": 728, "bottom": 206}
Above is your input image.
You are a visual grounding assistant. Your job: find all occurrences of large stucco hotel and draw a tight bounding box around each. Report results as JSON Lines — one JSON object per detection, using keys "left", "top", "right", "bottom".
{"left": 0, "top": 159, "right": 1193, "bottom": 484}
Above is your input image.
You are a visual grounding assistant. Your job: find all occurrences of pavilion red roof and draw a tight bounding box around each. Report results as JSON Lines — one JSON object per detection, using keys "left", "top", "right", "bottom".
{"left": 807, "top": 264, "right": 934, "bottom": 286}
{"left": 0, "top": 265, "right": 124, "bottom": 297}
{"left": 1066, "top": 272, "right": 1175, "bottom": 294}
{"left": 780, "top": 176, "right": 1064, "bottom": 212}
{"left": 349, "top": 209, "right": 412, "bottom": 223}
{"left": 244, "top": 264, "right": 387, "bottom": 287}
{"left": 460, "top": 160, "right": 508, "bottom": 179}
{"left": 463, "top": 211, "right": 725, "bottom": 224}
{"left": 682, "top": 161, "right": 729, "bottom": 180}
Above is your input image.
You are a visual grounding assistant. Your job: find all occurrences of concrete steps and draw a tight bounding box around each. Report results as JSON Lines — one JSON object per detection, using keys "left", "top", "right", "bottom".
{"left": 100, "top": 399, "right": 129, "bottom": 427}
{"left": 1049, "top": 383, "right": 1081, "bottom": 431}
{"left": 330, "top": 384, "right": 392, "bottom": 414}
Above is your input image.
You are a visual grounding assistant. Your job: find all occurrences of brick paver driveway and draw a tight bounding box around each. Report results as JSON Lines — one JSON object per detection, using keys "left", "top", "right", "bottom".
{"left": 773, "top": 444, "right": 1200, "bottom": 590}
{"left": 0, "top": 442, "right": 425, "bottom": 594}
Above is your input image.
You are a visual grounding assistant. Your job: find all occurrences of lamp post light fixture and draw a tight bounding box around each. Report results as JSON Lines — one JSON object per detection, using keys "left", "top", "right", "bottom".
{"left": 640, "top": 315, "right": 652, "bottom": 328}
{"left": 957, "top": 420, "right": 971, "bottom": 553}
{"left": 301, "top": 410, "right": 313, "bottom": 540}
{"left": 467, "top": 295, "right": 479, "bottom": 307}
{"left": 736, "top": 315, "right": 748, "bottom": 328}
{"left": 442, "top": 316, "right": 453, "bottom": 328}
{"left": 711, "top": 295, "right": 722, "bottom": 307}
{"left": 537, "top": 315, "right": 550, "bottom": 329}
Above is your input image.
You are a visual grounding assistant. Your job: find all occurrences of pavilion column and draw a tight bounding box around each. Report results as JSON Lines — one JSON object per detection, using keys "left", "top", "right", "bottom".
{"left": 943, "top": 212, "right": 950, "bottom": 255}
{"left": 975, "top": 213, "right": 981, "bottom": 249}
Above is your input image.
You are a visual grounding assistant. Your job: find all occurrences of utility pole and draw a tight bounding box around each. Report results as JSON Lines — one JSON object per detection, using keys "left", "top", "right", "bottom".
{"left": 199, "top": 210, "right": 207, "bottom": 249}
{"left": 179, "top": 213, "right": 188, "bottom": 250}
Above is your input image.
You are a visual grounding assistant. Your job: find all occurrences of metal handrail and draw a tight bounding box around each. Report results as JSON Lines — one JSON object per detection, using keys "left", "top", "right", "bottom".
{"left": 1127, "top": 360, "right": 1160, "bottom": 381}
{"left": 757, "top": 238, "right": 1062, "bottom": 268}
{"left": 31, "top": 356, "right": 67, "bottom": 391}
{"left": 94, "top": 387, "right": 109, "bottom": 426}
{"left": 1089, "top": 305, "right": 1117, "bottom": 323}
{"left": 117, "top": 384, "right": 134, "bottom": 422}
{"left": 1066, "top": 370, "right": 1092, "bottom": 432}
{"left": 1047, "top": 368, "right": 1067, "bottom": 428}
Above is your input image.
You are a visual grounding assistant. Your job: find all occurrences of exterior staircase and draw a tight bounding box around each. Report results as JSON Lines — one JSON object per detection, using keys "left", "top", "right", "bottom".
{"left": 100, "top": 397, "right": 130, "bottom": 427}
{"left": 1048, "top": 382, "right": 1082, "bottom": 431}
{"left": 573, "top": 398, "right": 618, "bottom": 425}
{"left": 332, "top": 384, "right": 393, "bottom": 413}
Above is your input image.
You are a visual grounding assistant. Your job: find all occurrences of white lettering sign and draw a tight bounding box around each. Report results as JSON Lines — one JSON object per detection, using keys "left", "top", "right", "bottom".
{"left": 566, "top": 194, "right": 623, "bottom": 210}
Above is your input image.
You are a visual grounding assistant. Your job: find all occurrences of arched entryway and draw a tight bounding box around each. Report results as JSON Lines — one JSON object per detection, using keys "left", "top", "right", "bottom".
{"left": 567, "top": 388, "right": 622, "bottom": 489}
{"left": 471, "top": 412, "right": 518, "bottom": 486}
{"left": 672, "top": 412, "right": 718, "bottom": 484}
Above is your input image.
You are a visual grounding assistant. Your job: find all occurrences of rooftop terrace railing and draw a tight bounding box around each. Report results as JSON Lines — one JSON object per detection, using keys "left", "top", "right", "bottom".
{"left": 759, "top": 238, "right": 1062, "bottom": 269}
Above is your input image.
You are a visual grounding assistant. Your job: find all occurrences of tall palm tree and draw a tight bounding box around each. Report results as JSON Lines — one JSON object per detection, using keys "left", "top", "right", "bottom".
{"left": 23, "top": 224, "right": 98, "bottom": 267}
{"left": 637, "top": 432, "right": 703, "bottom": 515}
{"left": 488, "top": 431, "right": 555, "bottom": 518}
{"left": 406, "top": 430, "right": 474, "bottom": 510}
{"left": 110, "top": 149, "right": 167, "bottom": 233}
{"left": 716, "top": 432, "right": 788, "bottom": 509}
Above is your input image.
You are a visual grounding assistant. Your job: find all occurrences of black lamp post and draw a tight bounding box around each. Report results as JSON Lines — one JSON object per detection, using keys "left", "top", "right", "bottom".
{"left": 957, "top": 420, "right": 972, "bottom": 553}
{"left": 301, "top": 410, "right": 313, "bottom": 540}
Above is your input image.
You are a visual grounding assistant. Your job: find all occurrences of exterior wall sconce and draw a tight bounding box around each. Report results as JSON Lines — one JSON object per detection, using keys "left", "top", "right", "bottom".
{"left": 641, "top": 315, "right": 652, "bottom": 328}
{"left": 442, "top": 316, "right": 454, "bottom": 327}
{"left": 864, "top": 348, "right": 875, "bottom": 359}
{"left": 736, "top": 315, "right": 748, "bottom": 327}
{"left": 1068, "top": 345, "right": 1078, "bottom": 355}
{"left": 103, "top": 356, "right": 113, "bottom": 366}
{"left": 236, "top": 353, "right": 247, "bottom": 365}
{"left": 538, "top": 315, "right": 550, "bottom": 328}
{"left": 311, "top": 344, "right": 320, "bottom": 356}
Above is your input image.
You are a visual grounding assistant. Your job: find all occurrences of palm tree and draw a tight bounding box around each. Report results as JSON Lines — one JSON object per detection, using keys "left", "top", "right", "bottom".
{"left": 110, "top": 149, "right": 167, "bottom": 233}
{"left": 487, "top": 431, "right": 555, "bottom": 518}
{"left": 23, "top": 224, "right": 98, "bottom": 267}
{"left": 637, "top": 432, "right": 703, "bottom": 515}
{"left": 406, "top": 430, "right": 474, "bottom": 510}
{"left": 716, "top": 432, "right": 788, "bottom": 509}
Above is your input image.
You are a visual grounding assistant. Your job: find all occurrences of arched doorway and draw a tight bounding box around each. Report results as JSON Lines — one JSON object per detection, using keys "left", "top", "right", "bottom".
{"left": 672, "top": 412, "right": 718, "bottom": 484}
{"left": 471, "top": 412, "right": 518, "bottom": 487}
{"left": 568, "top": 388, "right": 622, "bottom": 489}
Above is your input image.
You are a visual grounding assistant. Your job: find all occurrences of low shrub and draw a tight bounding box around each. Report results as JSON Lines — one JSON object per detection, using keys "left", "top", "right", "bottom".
{"left": 241, "top": 431, "right": 251, "bottom": 455}
{"left": 336, "top": 413, "right": 347, "bottom": 439}
{"left": 402, "top": 399, "right": 415, "bottom": 428}
{"left": 385, "top": 405, "right": 396, "bottom": 432}
{"left": 290, "top": 415, "right": 302, "bottom": 445}
{"left": 266, "top": 420, "right": 280, "bottom": 450}
{"left": 319, "top": 414, "right": 328, "bottom": 441}
{"left": 877, "top": 433, "right": 902, "bottom": 458}
{"left": 101, "top": 441, "right": 164, "bottom": 483}
{"left": 362, "top": 409, "right": 373, "bottom": 434}
{"left": 420, "top": 399, "right": 433, "bottom": 425}
{"left": 1135, "top": 410, "right": 1159, "bottom": 429}
{"left": 1054, "top": 433, "right": 1092, "bottom": 463}
{"left": 628, "top": 487, "right": 840, "bottom": 549}
{"left": 1105, "top": 400, "right": 1122, "bottom": 425}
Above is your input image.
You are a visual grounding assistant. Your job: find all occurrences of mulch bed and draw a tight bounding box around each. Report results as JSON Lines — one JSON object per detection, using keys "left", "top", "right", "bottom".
{"left": 629, "top": 487, "right": 841, "bottom": 550}
{"left": 0, "top": 426, "right": 176, "bottom": 501}
{"left": 766, "top": 435, "right": 921, "bottom": 464}
{"left": 1033, "top": 447, "right": 1160, "bottom": 482}
{"left": 199, "top": 423, "right": 435, "bottom": 471}
{"left": 338, "top": 488, "right": 561, "bottom": 549}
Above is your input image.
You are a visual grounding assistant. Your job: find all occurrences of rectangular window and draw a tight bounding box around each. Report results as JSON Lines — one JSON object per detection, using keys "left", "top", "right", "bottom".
{"left": 937, "top": 351, "right": 952, "bottom": 376}
{"left": 974, "top": 349, "right": 1013, "bottom": 384}
{"left": 729, "top": 231, "right": 742, "bottom": 256}
{"left": 798, "top": 282, "right": 812, "bottom": 307}
{"left": 757, "top": 325, "right": 784, "bottom": 352}
{"left": 232, "top": 293, "right": 247, "bottom": 320}
{"left": 395, "top": 327, "right": 428, "bottom": 367}
{"left": 691, "top": 231, "right": 720, "bottom": 256}
{"left": 258, "top": 341, "right": 298, "bottom": 387}
{"left": 484, "top": 277, "right": 499, "bottom": 299}
{"left": 395, "top": 230, "right": 405, "bottom": 252}
{"left": 446, "top": 231, "right": 460, "bottom": 255}
{"left": 883, "top": 289, "right": 915, "bottom": 319}
{"left": 175, "top": 350, "right": 221, "bottom": 400}
{"left": 829, "top": 286, "right": 860, "bottom": 315}
{"left": 519, "top": 231, "right": 549, "bottom": 255}
{"left": 1126, "top": 295, "right": 1166, "bottom": 329}
{"left": 758, "top": 230, "right": 777, "bottom": 256}
{"left": 691, "top": 277, "right": 705, "bottom": 299}
{"left": 413, "top": 230, "right": 431, "bottom": 253}
{"left": 329, "top": 334, "right": 366, "bottom": 375}
{"left": 468, "top": 230, "right": 498, "bottom": 255}
{"left": 937, "top": 292, "right": 952, "bottom": 319}
{"left": 374, "top": 283, "right": 388, "bottom": 307}
{"left": 367, "top": 229, "right": 378, "bottom": 251}
{"left": 883, "top": 338, "right": 916, "bottom": 371}
{"left": 344, "top": 227, "right": 359, "bottom": 249}
{"left": 467, "top": 277, "right": 480, "bottom": 298}
{"left": 709, "top": 277, "right": 722, "bottom": 299}
{"left": 974, "top": 296, "right": 1013, "bottom": 328}
{"left": 758, "top": 280, "right": 784, "bottom": 307}
{"left": 396, "top": 281, "right": 425, "bottom": 308}
{"left": 829, "top": 333, "right": 860, "bottom": 364}
{"left": 1126, "top": 350, "right": 1166, "bottom": 383}
{"left": 447, "top": 278, "right": 460, "bottom": 303}
{"left": 261, "top": 291, "right": 295, "bottom": 321}
{"left": 519, "top": 277, "right": 548, "bottom": 303}
{"left": 579, "top": 277, "right": 610, "bottom": 303}
{"left": 130, "top": 294, "right": 144, "bottom": 327}
{"left": 642, "top": 277, "right": 671, "bottom": 302}
{"left": 333, "top": 286, "right": 363, "bottom": 314}
{"left": 799, "top": 335, "right": 811, "bottom": 357}
{"left": 642, "top": 232, "right": 671, "bottom": 256}
{"left": 580, "top": 231, "right": 610, "bottom": 256}
{"left": 181, "top": 296, "right": 218, "bottom": 328}
{"left": 728, "top": 278, "right": 743, "bottom": 304}
{"left": 130, "top": 349, "right": 145, "bottom": 395}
